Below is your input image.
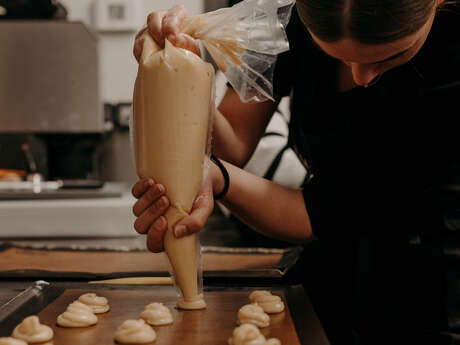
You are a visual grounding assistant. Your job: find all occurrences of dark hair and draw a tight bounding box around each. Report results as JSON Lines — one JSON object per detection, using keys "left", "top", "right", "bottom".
{"left": 296, "top": 0, "right": 438, "bottom": 44}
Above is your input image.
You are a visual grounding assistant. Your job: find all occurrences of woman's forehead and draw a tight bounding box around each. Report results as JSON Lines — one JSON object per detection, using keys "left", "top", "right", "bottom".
{"left": 306, "top": 13, "right": 434, "bottom": 64}
{"left": 310, "top": 32, "right": 419, "bottom": 64}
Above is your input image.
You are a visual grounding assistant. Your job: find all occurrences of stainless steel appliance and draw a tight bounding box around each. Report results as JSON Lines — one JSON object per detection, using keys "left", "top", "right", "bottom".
{"left": 0, "top": 21, "right": 102, "bottom": 133}
{"left": 0, "top": 21, "right": 137, "bottom": 237}
{"left": 0, "top": 20, "right": 104, "bottom": 182}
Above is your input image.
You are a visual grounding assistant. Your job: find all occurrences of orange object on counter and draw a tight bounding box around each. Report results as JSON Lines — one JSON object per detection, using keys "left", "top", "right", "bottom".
{"left": 0, "top": 169, "right": 27, "bottom": 181}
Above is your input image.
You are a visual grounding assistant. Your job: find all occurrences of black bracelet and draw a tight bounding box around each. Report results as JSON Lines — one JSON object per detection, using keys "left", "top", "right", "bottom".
{"left": 210, "top": 154, "right": 229, "bottom": 200}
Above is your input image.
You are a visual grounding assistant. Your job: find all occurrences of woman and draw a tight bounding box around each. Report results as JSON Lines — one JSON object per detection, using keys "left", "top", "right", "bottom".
{"left": 131, "top": 1, "right": 460, "bottom": 344}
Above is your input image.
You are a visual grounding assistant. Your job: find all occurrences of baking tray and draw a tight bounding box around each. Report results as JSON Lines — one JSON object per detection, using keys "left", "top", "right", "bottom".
{"left": 0, "top": 281, "right": 329, "bottom": 345}
{"left": 0, "top": 243, "right": 302, "bottom": 279}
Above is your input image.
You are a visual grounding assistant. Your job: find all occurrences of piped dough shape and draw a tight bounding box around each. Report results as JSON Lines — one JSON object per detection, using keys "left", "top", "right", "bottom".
{"left": 249, "top": 291, "right": 285, "bottom": 314}
{"left": 249, "top": 290, "right": 272, "bottom": 303}
{"left": 57, "top": 300, "right": 98, "bottom": 327}
{"left": 228, "top": 324, "right": 281, "bottom": 345}
{"left": 12, "top": 315, "right": 53, "bottom": 343}
{"left": 114, "top": 319, "right": 157, "bottom": 344}
{"left": 0, "top": 338, "right": 28, "bottom": 345}
{"left": 78, "top": 292, "right": 110, "bottom": 313}
{"left": 139, "top": 303, "right": 173, "bottom": 326}
{"left": 176, "top": 296, "right": 206, "bottom": 311}
{"left": 237, "top": 304, "right": 270, "bottom": 328}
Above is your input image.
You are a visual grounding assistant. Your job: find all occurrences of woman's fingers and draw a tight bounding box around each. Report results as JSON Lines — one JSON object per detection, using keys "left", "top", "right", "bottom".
{"left": 131, "top": 178, "right": 169, "bottom": 252}
{"left": 133, "top": 35, "right": 144, "bottom": 62}
{"left": 132, "top": 183, "right": 166, "bottom": 217}
{"left": 169, "top": 33, "right": 201, "bottom": 56}
{"left": 134, "top": 10, "right": 163, "bottom": 62}
{"left": 131, "top": 178, "right": 154, "bottom": 199}
{"left": 133, "top": 24, "right": 149, "bottom": 62}
{"left": 173, "top": 181, "right": 214, "bottom": 238}
{"left": 162, "top": 5, "right": 188, "bottom": 40}
{"left": 133, "top": 175, "right": 213, "bottom": 252}
{"left": 147, "top": 9, "right": 168, "bottom": 46}
{"left": 162, "top": 6, "right": 200, "bottom": 56}
{"left": 133, "top": 195, "right": 170, "bottom": 234}
{"left": 135, "top": 5, "right": 199, "bottom": 62}
{"left": 146, "top": 216, "right": 168, "bottom": 253}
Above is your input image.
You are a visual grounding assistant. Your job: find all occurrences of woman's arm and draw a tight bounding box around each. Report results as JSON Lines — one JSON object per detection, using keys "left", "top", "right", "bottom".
{"left": 133, "top": 156, "right": 313, "bottom": 253}
{"left": 210, "top": 159, "right": 313, "bottom": 243}
{"left": 213, "top": 88, "right": 280, "bottom": 167}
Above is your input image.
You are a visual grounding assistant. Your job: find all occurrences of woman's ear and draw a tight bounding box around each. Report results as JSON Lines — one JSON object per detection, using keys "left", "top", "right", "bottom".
{"left": 437, "top": 0, "right": 445, "bottom": 6}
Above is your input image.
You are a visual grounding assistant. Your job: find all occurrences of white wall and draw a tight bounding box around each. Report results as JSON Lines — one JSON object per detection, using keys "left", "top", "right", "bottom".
{"left": 59, "top": 0, "right": 204, "bottom": 103}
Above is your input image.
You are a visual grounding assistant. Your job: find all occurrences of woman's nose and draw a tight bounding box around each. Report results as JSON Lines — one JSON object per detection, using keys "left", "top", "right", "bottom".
{"left": 350, "top": 63, "right": 380, "bottom": 87}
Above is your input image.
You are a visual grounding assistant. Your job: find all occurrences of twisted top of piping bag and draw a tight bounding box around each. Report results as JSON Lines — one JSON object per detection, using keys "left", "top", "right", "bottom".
{"left": 180, "top": 0, "right": 294, "bottom": 102}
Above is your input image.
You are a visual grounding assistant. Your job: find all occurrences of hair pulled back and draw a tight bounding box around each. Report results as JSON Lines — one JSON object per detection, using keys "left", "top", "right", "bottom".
{"left": 296, "top": 0, "right": 438, "bottom": 44}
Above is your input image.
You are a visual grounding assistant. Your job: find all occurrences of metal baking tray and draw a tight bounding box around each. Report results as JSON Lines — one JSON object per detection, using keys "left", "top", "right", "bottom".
{"left": 0, "top": 281, "right": 329, "bottom": 345}
{"left": 0, "top": 244, "right": 303, "bottom": 280}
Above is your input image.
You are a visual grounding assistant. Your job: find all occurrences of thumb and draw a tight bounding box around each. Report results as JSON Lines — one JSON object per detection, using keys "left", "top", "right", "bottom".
{"left": 173, "top": 183, "right": 214, "bottom": 238}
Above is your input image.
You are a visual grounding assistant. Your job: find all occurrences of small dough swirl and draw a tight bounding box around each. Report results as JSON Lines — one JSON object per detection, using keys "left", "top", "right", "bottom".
{"left": 114, "top": 319, "right": 157, "bottom": 344}
{"left": 254, "top": 295, "right": 284, "bottom": 314}
{"left": 176, "top": 295, "right": 206, "bottom": 310}
{"left": 12, "top": 315, "right": 53, "bottom": 343}
{"left": 57, "top": 301, "right": 98, "bottom": 327}
{"left": 237, "top": 304, "right": 270, "bottom": 328}
{"left": 249, "top": 290, "right": 272, "bottom": 303}
{"left": 228, "top": 324, "right": 281, "bottom": 345}
{"left": 0, "top": 337, "right": 28, "bottom": 345}
{"left": 140, "top": 302, "right": 173, "bottom": 326}
{"left": 249, "top": 291, "right": 285, "bottom": 314}
{"left": 78, "top": 293, "right": 110, "bottom": 313}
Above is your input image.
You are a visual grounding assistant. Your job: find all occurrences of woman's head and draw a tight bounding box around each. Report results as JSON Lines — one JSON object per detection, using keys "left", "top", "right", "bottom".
{"left": 296, "top": 0, "right": 443, "bottom": 86}
{"left": 297, "top": 0, "right": 439, "bottom": 44}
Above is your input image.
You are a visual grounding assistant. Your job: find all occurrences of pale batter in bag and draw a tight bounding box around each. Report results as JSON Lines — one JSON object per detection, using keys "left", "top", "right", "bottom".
{"left": 133, "top": 34, "right": 213, "bottom": 310}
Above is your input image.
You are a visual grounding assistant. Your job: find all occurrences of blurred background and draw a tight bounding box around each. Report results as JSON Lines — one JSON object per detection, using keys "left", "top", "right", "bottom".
{"left": 0, "top": 0, "right": 305, "bottom": 245}
{"left": 0, "top": 0, "right": 230, "bottom": 239}
{"left": 0, "top": 0, "right": 227, "bottom": 184}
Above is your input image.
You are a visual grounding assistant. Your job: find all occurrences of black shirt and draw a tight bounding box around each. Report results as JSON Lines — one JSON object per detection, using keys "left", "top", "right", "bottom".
{"left": 273, "top": 6, "right": 460, "bottom": 345}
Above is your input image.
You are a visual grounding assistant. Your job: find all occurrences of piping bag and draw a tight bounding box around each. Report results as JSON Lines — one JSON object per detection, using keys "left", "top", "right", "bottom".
{"left": 131, "top": 0, "right": 294, "bottom": 310}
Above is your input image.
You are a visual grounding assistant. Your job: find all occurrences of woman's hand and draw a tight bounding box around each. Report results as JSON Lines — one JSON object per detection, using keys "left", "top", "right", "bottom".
{"left": 131, "top": 178, "right": 169, "bottom": 253}
{"left": 133, "top": 4, "right": 200, "bottom": 62}
{"left": 131, "top": 176, "right": 215, "bottom": 253}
